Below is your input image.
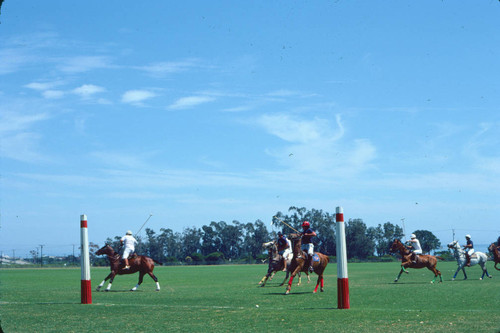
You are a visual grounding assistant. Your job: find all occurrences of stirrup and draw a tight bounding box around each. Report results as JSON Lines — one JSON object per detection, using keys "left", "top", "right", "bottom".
{"left": 124, "top": 265, "right": 130, "bottom": 270}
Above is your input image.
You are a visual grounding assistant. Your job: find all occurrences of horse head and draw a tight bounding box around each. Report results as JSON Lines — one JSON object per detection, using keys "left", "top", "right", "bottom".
{"left": 95, "top": 244, "right": 114, "bottom": 256}
{"left": 447, "top": 240, "right": 459, "bottom": 250}
{"left": 489, "top": 243, "right": 498, "bottom": 255}
{"left": 389, "top": 239, "right": 401, "bottom": 253}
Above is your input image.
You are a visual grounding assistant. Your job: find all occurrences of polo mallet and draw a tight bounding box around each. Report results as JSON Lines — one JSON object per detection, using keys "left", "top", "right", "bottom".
{"left": 135, "top": 213, "right": 153, "bottom": 237}
{"left": 272, "top": 216, "right": 300, "bottom": 233}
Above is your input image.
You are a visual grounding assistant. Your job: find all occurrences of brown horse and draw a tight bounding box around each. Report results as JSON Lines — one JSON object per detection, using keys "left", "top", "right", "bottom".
{"left": 95, "top": 244, "right": 161, "bottom": 291}
{"left": 258, "top": 241, "right": 309, "bottom": 287}
{"left": 488, "top": 243, "right": 500, "bottom": 271}
{"left": 285, "top": 233, "right": 329, "bottom": 294}
{"left": 389, "top": 239, "right": 443, "bottom": 283}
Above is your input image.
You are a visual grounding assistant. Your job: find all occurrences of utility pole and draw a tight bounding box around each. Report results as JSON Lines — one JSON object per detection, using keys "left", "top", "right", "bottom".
{"left": 39, "top": 245, "right": 44, "bottom": 268}
{"left": 401, "top": 218, "right": 406, "bottom": 241}
{"left": 452, "top": 228, "right": 455, "bottom": 241}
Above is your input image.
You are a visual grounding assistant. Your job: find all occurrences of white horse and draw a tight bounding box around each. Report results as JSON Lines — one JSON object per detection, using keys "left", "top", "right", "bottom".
{"left": 447, "top": 240, "right": 492, "bottom": 280}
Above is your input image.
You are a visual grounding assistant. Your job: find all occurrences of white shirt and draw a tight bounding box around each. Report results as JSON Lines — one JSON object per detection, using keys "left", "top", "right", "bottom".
{"left": 409, "top": 238, "right": 422, "bottom": 253}
{"left": 120, "top": 234, "right": 138, "bottom": 250}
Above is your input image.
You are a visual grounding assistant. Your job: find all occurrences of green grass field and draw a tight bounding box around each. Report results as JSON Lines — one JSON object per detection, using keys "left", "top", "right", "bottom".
{"left": 1, "top": 262, "right": 499, "bottom": 332}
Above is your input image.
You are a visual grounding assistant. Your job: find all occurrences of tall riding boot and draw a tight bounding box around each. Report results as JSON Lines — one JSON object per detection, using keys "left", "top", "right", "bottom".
{"left": 465, "top": 254, "right": 471, "bottom": 267}
{"left": 308, "top": 256, "right": 314, "bottom": 273}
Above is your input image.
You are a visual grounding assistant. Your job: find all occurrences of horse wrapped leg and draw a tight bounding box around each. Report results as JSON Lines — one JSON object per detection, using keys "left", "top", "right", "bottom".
{"left": 148, "top": 272, "right": 160, "bottom": 291}
{"left": 131, "top": 272, "right": 145, "bottom": 291}
{"left": 286, "top": 268, "right": 300, "bottom": 295}
{"left": 96, "top": 273, "right": 113, "bottom": 291}
{"left": 394, "top": 268, "right": 404, "bottom": 282}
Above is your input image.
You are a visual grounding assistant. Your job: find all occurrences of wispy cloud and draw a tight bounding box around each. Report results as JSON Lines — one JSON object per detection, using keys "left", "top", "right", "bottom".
{"left": 121, "top": 90, "right": 157, "bottom": 105}
{"left": 0, "top": 110, "right": 50, "bottom": 162}
{"left": 136, "top": 59, "right": 200, "bottom": 77}
{"left": 42, "top": 90, "right": 65, "bottom": 99}
{"left": 168, "top": 95, "right": 215, "bottom": 110}
{"left": 257, "top": 113, "right": 376, "bottom": 175}
{"left": 72, "top": 84, "right": 105, "bottom": 98}
{"left": 25, "top": 81, "right": 64, "bottom": 91}
{"left": 57, "top": 55, "right": 112, "bottom": 73}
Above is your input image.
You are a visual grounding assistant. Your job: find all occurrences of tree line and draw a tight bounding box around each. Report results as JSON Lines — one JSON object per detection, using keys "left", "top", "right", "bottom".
{"left": 92, "top": 207, "right": 442, "bottom": 265}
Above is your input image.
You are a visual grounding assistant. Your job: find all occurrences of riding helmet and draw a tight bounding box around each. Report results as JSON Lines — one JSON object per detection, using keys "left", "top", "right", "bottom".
{"left": 302, "top": 221, "right": 310, "bottom": 228}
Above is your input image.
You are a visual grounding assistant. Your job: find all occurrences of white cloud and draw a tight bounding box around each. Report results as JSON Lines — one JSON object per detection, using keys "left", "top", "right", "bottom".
{"left": 57, "top": 56, "right": 111, "bottom": 73}
{"left": 72, "top": 84, "right": 105, "bottom": 98}
{"left": 121, "top": 90, "right": 157, "bottom": 104}
{"left": 0, "top": 111, "right": 50, "bottom": 162}
{"left": 136, "top": 59, "right": 199, "bottom": 77}
{"left": 257, "top": 113, "right": 343, "bottom": 143}
{"left": 168, "top": 96, "right": 215, "bottom": 110}
{"left": 42, "top": 90, "right": 65, "bottom": 99}
{"left": 25, "top": 81, "right": 64, "bottom": 91}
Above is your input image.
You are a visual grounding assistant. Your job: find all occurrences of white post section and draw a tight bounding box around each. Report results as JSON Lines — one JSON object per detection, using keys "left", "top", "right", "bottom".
{"left": 335, "top": 206, "right": 350, "bottom": 309}
{"left": 80, "top": 214, "right": 92, "bottom": 304}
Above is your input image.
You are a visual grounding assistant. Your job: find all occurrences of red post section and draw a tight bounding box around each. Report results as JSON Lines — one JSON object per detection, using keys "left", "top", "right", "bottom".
{"left": 80, "top": 214, "right": 92, "bottom": 304}
{"left": 336, "top": 206, "right": 349, "bottom": 309}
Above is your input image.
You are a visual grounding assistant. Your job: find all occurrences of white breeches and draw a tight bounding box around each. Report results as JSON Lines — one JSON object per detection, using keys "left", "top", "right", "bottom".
{"left": 301, "top": 243, "right": 314, "bottom": 256}
{"left": 122, "top": 247, "right": 134, "bottom": 259}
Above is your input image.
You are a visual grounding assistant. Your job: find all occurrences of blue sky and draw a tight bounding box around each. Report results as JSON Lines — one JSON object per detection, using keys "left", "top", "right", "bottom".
{"left": 1, "top": 1, "right": 499, "bottom": 257}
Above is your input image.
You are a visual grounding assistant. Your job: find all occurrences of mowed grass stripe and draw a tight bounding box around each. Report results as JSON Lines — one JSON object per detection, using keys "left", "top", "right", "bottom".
{"left": 1, "top": 262, "right": 499, "bottom": 332}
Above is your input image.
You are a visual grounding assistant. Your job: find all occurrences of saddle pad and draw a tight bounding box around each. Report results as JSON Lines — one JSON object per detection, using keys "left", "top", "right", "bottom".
{"left": 312, "top": 254, "right": 320, "bottom": 262}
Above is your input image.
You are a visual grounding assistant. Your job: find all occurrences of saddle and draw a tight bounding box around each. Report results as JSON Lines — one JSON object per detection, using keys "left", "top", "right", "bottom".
{"left": 120, "top": 253, "right": 138, "bottom": 264}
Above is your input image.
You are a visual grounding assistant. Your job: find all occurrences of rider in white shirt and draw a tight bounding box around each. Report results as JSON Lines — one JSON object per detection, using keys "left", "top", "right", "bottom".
{"left": 120, "top": 230, "right": 138, "bottom": 269}
{"left": 407, "top": 234, "right": 422, "bottom": 264}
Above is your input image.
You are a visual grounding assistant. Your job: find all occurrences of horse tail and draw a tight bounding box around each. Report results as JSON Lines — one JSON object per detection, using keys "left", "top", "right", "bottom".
{"left": 152, "top": 259, "right": 163, "bottom": 266}
{"left": 436, "top": 256, "right": 444, "bottom": 261}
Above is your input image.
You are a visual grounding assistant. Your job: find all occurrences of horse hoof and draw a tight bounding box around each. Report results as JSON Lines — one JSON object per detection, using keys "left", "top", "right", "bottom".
{"left": 285, "top": 290, "right": 290, "bottom": 295}
{"left": 451, "top": 278, "right": 455, "bottom": 281}
{"left": 156, "top": 289, "right": 160, "bottom": 292}
{"left": 394, "top": 280, "right": 398, "bottom": 283}
{"left": 488, "top": 276, "right": 492, "bottom": 278}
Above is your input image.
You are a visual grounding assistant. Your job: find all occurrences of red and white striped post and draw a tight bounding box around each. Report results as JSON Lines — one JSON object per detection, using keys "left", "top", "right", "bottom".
{"left": 336, "top": 206, "right": 350, "bottom": 309}
{"left": 80, "top": 214, "right": 92, "bottom": 304}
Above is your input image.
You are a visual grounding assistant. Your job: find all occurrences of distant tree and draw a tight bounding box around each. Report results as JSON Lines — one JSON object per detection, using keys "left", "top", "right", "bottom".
{"left": 180, "top": 227, "right": 202, "bottom": 259}
{"left": 370, "top": 222, "right": 404, "bottom": 256}
{"left": 242, "top": 220, "right": 270, "bottom": 259}
{"left": 345, "top": 218, "right": 375, "bottom": 259}
{"left": 413, "top": 230, "right": 441, "bottom": 254}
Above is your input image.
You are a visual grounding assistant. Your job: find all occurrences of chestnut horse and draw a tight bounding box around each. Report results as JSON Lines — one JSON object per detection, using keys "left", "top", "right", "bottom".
{"left": 488, "top": 243, "right": 500, "bottom": 271}
{"left": 258, "top": 241, "right": 309, "bottom": 287}
{"left": 389, "top": 239, "right": 443, "bottom": 283}
{"left": 95, "top": 244, "right": 161, "bottom": 291}
{"left": 285, "top": 233, "right": 329, "bottom": 294}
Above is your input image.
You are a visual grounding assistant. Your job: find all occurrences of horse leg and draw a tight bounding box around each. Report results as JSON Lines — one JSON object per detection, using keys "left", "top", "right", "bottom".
{"left": 462, "top": 268, "right": 467, "bottom": 280}
{"left": 285, "top": 267, "right": 301, "bottom": 294}
{"left": 297, "top": 272, "right": 302, "bottom": 286}
{"left": 259, "top": 274, "right": 269, "bottom": 286}
{"left": 394, "top": 268, "right": 404, "bottom": 282}
{"left": 452, "top": 266, "right": 461, "bottom": 281}
{"left": 96, "top": 272, "right": 114, "bottom": 291}
{"left": 105, "top": 272, "right": 116, "bottom": 291}
{"left": 131, "top": 272, "right": 145, "bottom": 291}
{"left": 313, "top": 273, "right": 323, "bottom": 293}
{"left": 279, "top": 270, "right": 289, "bottom": 286}
{"left": 429, "top": 266, "right": 442, "bottom": 284}
{"left": 147, "top": 271, "right": 161, "bottom": 291}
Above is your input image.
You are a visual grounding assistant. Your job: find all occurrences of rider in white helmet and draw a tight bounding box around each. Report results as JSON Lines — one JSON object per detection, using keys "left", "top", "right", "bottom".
{"left": 120, "top": 230, "right": 138, "bottom": 270}
{"left": 463, "top": 235, "right": 474, "bottom": 267}
{"left": 407, "top": 233, "right": 422, "bottom": 264}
